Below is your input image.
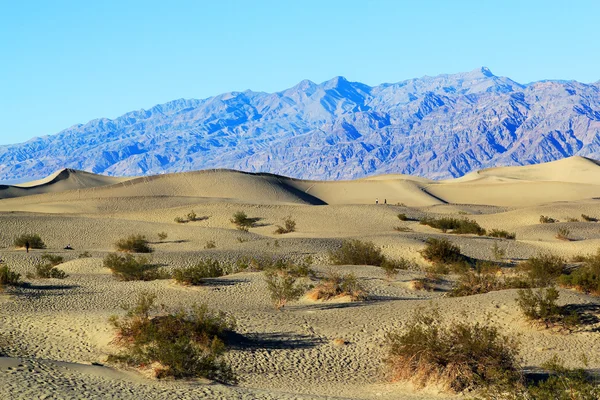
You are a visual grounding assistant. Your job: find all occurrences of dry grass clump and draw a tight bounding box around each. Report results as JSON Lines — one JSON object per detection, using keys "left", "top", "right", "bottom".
{"left": 487, "top": 229, "right": 516, "bottom": 240}
{"left": 539, "top": 215, "right": 558, "bottom": 223}
{"left": 518, "top": 253, "right": 566, "bottom": 287}
{"left": 14, "top": 233, "right": 46, "bottom": 249}
{"left": 420, "top": 238, "right": 470, "bottom": 272}
{"left": 581, "top": 214, "right": 598, "bottom": 222}
{"left": 517, "top": 287, "right": 580, "bottom": 329}
{"left": 172, "top": 260, "right": 225, "bottom": 286}
{"left": 0, "top": 265, "right": 21, "bottom": 288}
{"left": 555, "top": 227, "right": 572, "bottom": 241}
{"left": 104, "top": 253, "right": 167, "bottom": 281}
{"left": 307, "top": 272, "right": 367, "bottom": 301}
{"left": 28, "top": 254, "right": 68, "bottom": 279}
{"left": 559, "top": 250, "right": 600, "bottom": 295}
{"left": 420, "top": 217, "right": 486, "bottom": 235}
{"left": 108, "top": 292, "right": 236, "bottom": 382}
{"left": 115, "top": 234, "right": 153, "bottom": 253}
{"left": 274, "top": 216, "right": 296, "bottom": 234}
{"left": 384, "top": 308, "right": 520, "bottom": 393}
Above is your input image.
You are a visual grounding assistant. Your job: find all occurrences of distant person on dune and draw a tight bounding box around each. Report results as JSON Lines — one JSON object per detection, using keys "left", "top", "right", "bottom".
{"left": 376, "top": 198, "right": 379, "bottom": 205}
{"left": 25, "top": 241, "right": 30, "bottom": 253}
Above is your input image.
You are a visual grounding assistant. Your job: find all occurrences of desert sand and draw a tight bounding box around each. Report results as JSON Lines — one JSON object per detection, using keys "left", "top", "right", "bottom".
{"left": 1, "top": 156, "right": 600, "bottom": 399}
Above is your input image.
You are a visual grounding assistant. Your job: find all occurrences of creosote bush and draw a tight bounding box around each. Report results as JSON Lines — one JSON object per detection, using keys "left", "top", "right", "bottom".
{"left": 78, "top": 251, "right": 92, "bottom": 258}
{"left": 539, "top": 215, "right": 557, "bottom": 224}
{"left": 559, "top": 249, "right": 600, "bottom": 295}
{"left": 14, "top": 233, "right": 46, "bottom": 249}
{"left": 157, "top": 232, "right": 168, "bottom": 241}
{"left": 29, "top": 253, "right": 68, "bottom": 279}
{"left": 518, "top": 253, "right": 566, "bottom": 287}
{"left": 230, "top": 211, "right": 255, "bottom": 231}
{"left": 308, "top": 272, "right": 367, "bottom": 301}
{"left": 487, "top": 229, "right": 516, "bottom": 240}
{"left": 115, "top": 234, "right": 153, "bottom": 253}
{"left": 172, "top": 259, "right": 225, "bottom": 286}
{"left": 174, "top": 217, "right": 186, "bottom": 224}
{"left": 420, "top": 217, "right": 486, "bottom": 235}
{"left": 381, "top": 257, "right": 412, "bottom": 280}
{"left": 104, "top": 253, "right": 167, "bottom": 281}
{"left": 264, "top": 269, "right": 306, "bottom": 310}
{"left": 0, "top": 265, "right": 21, "bottom": 287}
{"left": 108, "top": 292, "right": 236, "bottom": 382}
{"left": 420, "top": 238, "right": 469, "bottom": 270}
{"left": 581, "top": 214, "right": 598, "bottom": 222}
{"left": 274, "top": 216, "right": 297, "bottom": 234}
{"left": 555, "top": 227, "right": 572, "bottom": 241}
{"left": 329, "top": 239, "right": 386, "bottom": 266}
{"left": 384, "top": 308, "right": 520, "bottom": 393}
{"left": 397, "top": 213, "right": 411, "bottom": 221}
{"left": 517, "top": 287, "right": 580, "bottom": 329}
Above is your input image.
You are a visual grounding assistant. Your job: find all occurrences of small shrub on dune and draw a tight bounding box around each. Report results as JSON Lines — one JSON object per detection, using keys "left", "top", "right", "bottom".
{"left": 420, "top": 217, "right": 486, "bottom": 235}
{"left": 555, "top": 227, "right": 572, "bottom": 241}
{"left": 581, "top": 214, "right": 598, "bottom": 222}
{"left": 409, "top": 277, "right": 437, "bottom": 291}
{"left": 393, "top": 226, "right": 412, "bottom": 232}
{"left": 174, "top": 216, "right": 186, "bottom": 224}
{"left": 560, "top": 250, "right": 600, "bottom": 295}
{"left": 172, "top": 260, "right": 224, "bottom": 286}
{"left": 420, "top": 238, "right": 469, "bottom": 271}
{"left": 517, "top": 286, "right": 580, "bottom": 329}
{"left": 264, "top": 269, "right": 306, "bottom": 310}
{"left": 187, "top": 210, "right": 198, "bottom": 222}
{"left": 381, "top": 257, "right": 412, "bottom": 281}
{"left": 230, "top": 211, "right": 254, "bottom": 231}
{"left": 397, "top": 213, "right": 412, "bottom": 221}
{"left": 487, "top": 229, "right": 516, "bottom": 240}
{"left": 157, "top": 232, "right": 168, "bottom": 241}
{"left": 115, "top": 234, "right": 153, "bottom": 253}
{"left": 14, "top": 233, "right": 46, "bottom": 249}
{"left": 518, "top": 253, "right": 566, "bottom": 287}
{"left": 450, "top": 271, "right": 502, "bottom": 297}
{"left": 384, "top": 308, "right": 520, "bottom": 393}
{"left": 539, "top": 215, "right": 557, "bottom": 224}
{"left": 108, "top": 292, "right": 236, "bottom": 382}
{"left": 104, "top": 253, "right": 166, "bottom": 281}
{"left": 78, "top": 251, "right": 92, "bottom": 258}
{"left": 490, "top": 242, "right": 506, "bottom": 261}
{"left": 0, "top": 265, "right": 21, "bottom": 287}
{"left": 274, "top": 216, "right": 296, "bottom": 234}
{"left": 523, "top": 356, "right": 600, "bottom": 399}
{"left": 329, "top": 239, "right": 385, "bottom": 266}
{"left": 30, "top": 254, "right": 68, "bottom": 279}
{"left": 308, "top": 272, "right": 367, "bottom": 301}
{"left": 204, "top": 240, "right": 216, "bottom": 249}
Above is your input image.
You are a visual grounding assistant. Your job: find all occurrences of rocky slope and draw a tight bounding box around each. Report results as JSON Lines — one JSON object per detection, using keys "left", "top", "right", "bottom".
{"left": 2, "top": 67, "right": 599, "bottom": 181}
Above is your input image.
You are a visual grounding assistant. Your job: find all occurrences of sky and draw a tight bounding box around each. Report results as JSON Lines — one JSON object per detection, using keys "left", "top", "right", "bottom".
{"left": 0, "top": 0, "right": 598, "bottom": 145}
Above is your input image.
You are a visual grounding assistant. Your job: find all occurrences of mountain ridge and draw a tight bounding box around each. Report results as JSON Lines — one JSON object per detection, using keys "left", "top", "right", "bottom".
{"left": 2, "top": 67, "right": 600, "bottom": 182}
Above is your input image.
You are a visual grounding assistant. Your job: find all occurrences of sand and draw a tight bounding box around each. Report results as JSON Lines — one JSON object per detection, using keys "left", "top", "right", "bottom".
{"left": 0, "top": 156, "right": 599, "bottom": 399}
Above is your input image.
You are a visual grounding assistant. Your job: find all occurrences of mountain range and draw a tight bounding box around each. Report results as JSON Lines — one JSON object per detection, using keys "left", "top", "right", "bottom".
{"left": 2, "top": 67, "right": 599, "bottom": 182}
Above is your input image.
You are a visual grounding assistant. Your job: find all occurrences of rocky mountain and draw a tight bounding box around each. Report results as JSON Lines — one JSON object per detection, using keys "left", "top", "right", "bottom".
{"left": 2, "top": 67, "right": 600, "bottom": 182}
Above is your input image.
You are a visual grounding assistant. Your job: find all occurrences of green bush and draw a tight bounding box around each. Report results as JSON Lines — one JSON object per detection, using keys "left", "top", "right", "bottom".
{"left": 487, "top": 229, "right": 516, "bottom": 240}
{"left": 14, "top": 233, "right": 46, "bottom": 249}
{"left": 172, "top": 260, "right": 225, "bottom": 285}
{"left": 230, "top": 211, "right": 254, "bottom": 230}
{"left": 264, "top": 269, "right": 306, "bottom": 310}
{"left": 397, "top": 213, "right": 411, "bottom": 221}
{"left": 517, "top": 287, "right": 579, "bottom": 328}
{"left": 329, "top": 239, "right": 385, "bottom": 266}
{"left": 559, "top": 250, "right": 600, "bottom": 295}
{"left": 115, "top": 234, "right": 153, "bottom": 253}
{"left": 274, "top": 216, "right": 296, "bottom": 234}
{"left": 420, "top": 217, "right": 486, "bottom": 235}
{"left": 31, "top": 254, "right": 68, "bottom": 279}
{"left": 581, "top": 214, "right": 598, "bottom": 222}
{"left": 490, "top": 242, "right": 506, "bottom": 261}
{"left": 0, "top": 265, "right": 21, "bottom": 287}
{"left": 540, "top": 215, "right": 557, "bottom": 223}
{"left": 108, "top": 292, "right": 236, "bottom": 382}
{"left": 381, "top": 257, "right": 412, "bottom": 280}
{"left": 555, "top": 227, "right": 572, "bottom": 241}
{"left": 518, "top": 254, "right": 566, "bottom": 287}
{"left": 420, "top": 238, "right": 469, "bottom": 270}
{"left": 308, "top": 272, "right": 367, "bottom": 301}
{"left": 103, "top": 253, "right": 166, "bottom": 281}
{"left": 384, "top": 308, "right": 520, "bottom": 392}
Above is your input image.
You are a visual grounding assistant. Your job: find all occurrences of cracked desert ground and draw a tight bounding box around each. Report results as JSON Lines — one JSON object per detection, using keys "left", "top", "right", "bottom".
{"left": 1, "top": 156, "right": 599, "bottom": 399}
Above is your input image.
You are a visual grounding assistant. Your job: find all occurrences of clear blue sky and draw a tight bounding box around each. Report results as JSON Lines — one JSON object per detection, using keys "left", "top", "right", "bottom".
{"left": 0, "top": 0, "right": 598, "bottom": 145}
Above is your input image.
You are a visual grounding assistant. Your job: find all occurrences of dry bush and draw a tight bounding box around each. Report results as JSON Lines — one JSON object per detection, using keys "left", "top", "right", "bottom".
{"left": 518, "top": 253, "right": 566, "bottom": 287}
{"left": 560, "top": 250, "right": 600, "bottom": 295}
{"left": 78, "top": 251, "right": 92, "bottom": 258}
{"left": 115, "top": 234, "right": 153, "bottom": 253}
{"left": 420, "top": 238, "right": 470, "bottom": 272}
{"left": 393, "top": 226, "right": 412, "bottom": 232}
{"left": 517, "top": 287, "right": 580, "bottom": 329}
{"left": 308, "top": 272, "right": 367, "bottom": 301}
{"left": 397, "top": 213, "right": 412, "bottom": 221}
{"left": 384, "top": 309, "right": 520, "bottom": 393}
{"left": 381, "top": 257, "right": 412, "bottom": 280}
{"left": 490, "top": 242, "right": 506, "bottom": 261}
{"left": 204, "top": 240, "right": 216, "bottom": 249}
{"left": 274, "top": 216, "right": 296, "bottom": 234}
{"left": 487, "top": 229, "right": 516, "bottom": 240}
{"left": 30, "top": 254, "right": 68, "bottom": 279}
{"left": 581, "top": 214, "right": 598, "bottom": 222}
{"left": 555, "top": 227, "right": 572, "bottom": 241}
{"left": 420, "top": 217, "right": 486, "bottom": 235}
{"left": 409, "top": 277, "right": 436, "bottom": 291}
{"left": 174, "top": 217, "right": 186, "bottom": 224}
{"left": 264, "top": 269, "right": 305, "bottom": 310}
{"left": 14, "top": 233, "right": 46, "bottom": 249}
{"left": 329, "top": 239, "right": 386, "bottom": 266}
{"left": 104, "top": 253, "right": 167, "bottom": 281}
{"left": 539, "top": 215, "right": 557, "bottom": 224}
{"left": 0, "top": 265, "right": 21, "bottom": 287}
{"left": 172, "top": 260, "right": 224, "bottom": 285}
{"left": 157, "top": 232, "right": 168, "bottom": 241}
{"left": 187, "top": 210, "right": 198, "bottom": 221}
{"left": 108, "top": 292, "right": 236, "bottom": 382}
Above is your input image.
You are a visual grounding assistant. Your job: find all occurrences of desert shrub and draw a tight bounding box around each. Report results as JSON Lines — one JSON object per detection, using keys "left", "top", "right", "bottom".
{"left": 41, "top": 253, "right": 63, "bottom": 266}
{"left": 32, "top": 263, "right": 68, "bottom": 279}
{"left": 517, "top": 287, "right": 579, "bottom": 328}
{"left": 409, "top": 277, "right": 437, "bottom": 291}
{"left": 14, "top": 233, "right": 46, "bottom": 249}
{"left": 157, "top": 232, "right": 168, "bottom": 241}
{"left": 78, "top": 251, "right": 92, "bottom": 258}
{"left": 566, "top": 217, "right": 579, "bottom": 222}
{"left": 384, "top": 308, "right": 520, "bottom": 392}
{"left": 555, "top": 227, "right": 572, "bottom": 241}
{"left": 581, "top": 214, "right": 598, "bottom": 222}
{"left": 518, "top": 254, "right": 566, "bottom": 287}
{"left": 174, "top": 217, "right": 186, "bottom": 224}
{"left": 264, "top": 269, "right": 305, "bottom": 310}
{"left": 108, "top": 292, "right": 236, "bottom": 382}
{"left": 420, "top": 238, "right": 469, "bottom": 270}
{"left": 397, "top": 213, "right": 411, "bottom": 221}
{"left": 0, "top": 265, "right": 21, "bottom": 287}
{"left": 381, "top": 257, "right": 412, "bottom": 280}
{"left": 450, "top": 270, "right": 502, "bottom": 297}
{"left": 487, "top": 229, "right": 516, "bottom": 240}
{"left": 308, "top": 272, "right": 367, "bottom": 301}
{"left": 274, "top": 216, "right": 296, "bottom": 234}
{"left": 172, "top": 260, "right": 224, "bottom": 285}
{"left": 559, "top": 250, "right": 600, "bottom": 295}
{"left": 104, "top": 253, "right": 166, "bottom": 281}
{"left": 329, "top": 239, "right": 386, "bottom": 266}
{"left": 115, "top": 234, "right": 153, "bottom": 253}
{"left": 539, "top": 215, "right": 557, "bottom": 224}
{"left": 490, "top": 242, "right": 506, "bottom": 261}
{"left": 393, "top": 226, "right": 412, "bottom": 232}
{"left": 523, "top": 356, "right": 600, "bottom": 399}
{"left": 230, "top": 211, "right": 254, "bottom": 230}
{"left": 187, "top": 210, "right": 197, "bottom": 221}
{"left": 420, "top": 217, "right": 486, "bottom": 235}
{"left": 204, "top": 240, "right": 216, "bottom": 249}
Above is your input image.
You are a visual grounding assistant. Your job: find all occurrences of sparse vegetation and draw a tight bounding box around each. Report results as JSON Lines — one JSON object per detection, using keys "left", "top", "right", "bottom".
{"left": 103, "top": 253, "right": 166, "bottom": 281}
{"left": 555, "top": 226, "right": 572, "bottom": 241}
{"left": 172, "top": 260, "right": 225, "bottom": 285}
{"left": 230, "top": 211, "right": 255, "bottom": 231}
{"left": 204, "top": 240, "right": 216, "bottom": 249}
{"left": 0, "top": 265, "right": 21, "bottom": 287}
{"left": 236, "top": 237, "right": 249, "bottom": 243}
{"left": 490, "top": 242, "right": 506, "bottom": 261}
{"left": 157, "top": 232, "right": 168, "bottom": 241}
{"left": 307, "top": 272, "right": 367, "bottom": 301}
{"left": 539, "top": 215, "right": 558, "bottom": 224}
{"left": 78, "top": 251, "right": 92, "bottom": 258}
{"left": 329, "top": 239, "right": 386, "bottom": 266}
{"left": 274, "top": 216, "right": 296, "bottom": 234}
{"left": 393, "top": 226, "right": 412, "bottom": 232}
{"left": 517, "top": 287, "right": 580, "bottom": 329}
{"left": 115, "top": 234, "right": 153, "bottom": 253}
{"left": 581, "top": 214, "right": 598, "bottom": 222}
{"left": 174, "top": 217, "right": 186, "bottom": 224}
{"left": 187, "top": 210, "right": 198, "bottom": 221}
{"left": 518, "top": 253, "right": 566, "bottom": 287}
{"left": 420, "top": 217, "right": 486, "bottom": 235}
{"left": 264, "top": 269, "right": 306, "bottom": 310}
{"left": 559, "top": 249, "right": 600, "bottom": 295}
{"left": 29, "top": 253, "right": 68, "bottom": 279}
{"left": 108, "top": 292, "right": 236, "bottom": 382}
{"left": 487, "top": 229, "right": 516, "bottom": 240}
{"left": 409, "top": 277, "right": 437, "bottom": 291}
{"left": 420, "top": 238, "right": 469, "bottom": 270}
{"left": 397, "top": 213, "right": 412, "bottom": 221}
{"left": 14, "top": 233, "right": 46, "bottom": 249}
{"left": 384, "top": 308, "right": 520, "bottom": 392}
{"left": 381, "top": 257, "right": 412, "bottom": 280}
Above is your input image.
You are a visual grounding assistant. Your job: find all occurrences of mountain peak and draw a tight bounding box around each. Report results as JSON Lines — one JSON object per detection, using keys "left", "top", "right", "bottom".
{"left": 322, "top": 76, "right": 349, "bottom": 89}
{"left": 479, "top": 66, "right": 494, "bottom": 77}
